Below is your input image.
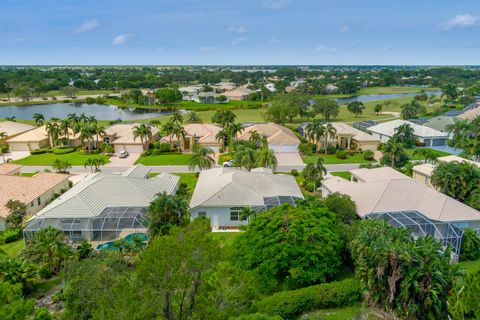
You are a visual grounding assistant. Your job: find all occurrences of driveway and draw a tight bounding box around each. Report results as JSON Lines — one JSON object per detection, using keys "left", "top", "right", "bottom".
{"left": 274, "top": 153, "right": 305, "bottom": 167}
{"left": 3, "top": 151, "right": 30, "bottom": 163}
{"left": 105, "top": 153, "right": 141, "bottom": 167}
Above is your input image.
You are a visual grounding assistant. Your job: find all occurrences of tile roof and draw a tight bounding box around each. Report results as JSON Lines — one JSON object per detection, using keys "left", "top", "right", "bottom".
{"left": 237, "top": 123, "right": 300, "bottom": 144}
{"left": 0, "top": 163, "right": 22, "bottom": 175}
{"left": 0, "top": 173, "right": 69, "bottom": 218}
{"left": 367, "top": 120, "right": 448, "bottom": 138}
{"left": 351, "top": 167, "right": 408, "bottom": 182}
{"left": 8, "top": 125, "right": 80, "bottom": 143}
{"left": 0, "top": 121, "right": 35, "bottom": 137}
{"left": 190, "top": 167, "right": 304, "bottom": 209}
{"left": 331, "top": 122, "right": 379, "bottom": 142}
{"left": 160, "top": 124, "right": 222, "bottom": 144}
{"left": 107, "top": 123, "right": 159, "bottom": 145}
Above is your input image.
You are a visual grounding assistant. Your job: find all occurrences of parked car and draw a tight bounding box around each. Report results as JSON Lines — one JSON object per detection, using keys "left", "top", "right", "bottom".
{"left": 223, "top": 160, "right": 234, "bottom": 167}
{"left": 118, "top": 150, "right": 129, "bottom": 158}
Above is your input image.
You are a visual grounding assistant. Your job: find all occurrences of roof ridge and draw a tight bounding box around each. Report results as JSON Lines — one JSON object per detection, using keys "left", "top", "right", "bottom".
{"left": 371, "top": 179, "right": 393, "bottom": 212}
{"left": 191, "top": 171, "right": 236, "bottom": 208}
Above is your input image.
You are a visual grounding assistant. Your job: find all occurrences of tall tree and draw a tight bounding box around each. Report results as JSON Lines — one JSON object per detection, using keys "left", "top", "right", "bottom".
{"left": 132, "top": 124, "right": 153, "bottom": 151}
{"left": 302, "top": 157, "right": 327, "bottom": 192}
{"left": 32, "top": 113, "right": 44, "bottom": 127}
{"left": 347, "top": 101, "right": 365, "bottom": 117}
{"left": 381, "top": 140, "right": 409, "bottom": 168}
{"left": 189, "top": 144, "right": 215, "bottom": 171}
{"left": 255, "top": 141, "right": 278, "bottom": 170}
{"left": 211, "top": 109, "right": 236, "bottom": 127}
{"left": 233, "top": 145, "right": 257, "bottom": 171}
{"left": 147, "top": 192, "right": 189, "bottom": 238}
{"left": 431, "top": 162, "right": 480, "bottom": 202}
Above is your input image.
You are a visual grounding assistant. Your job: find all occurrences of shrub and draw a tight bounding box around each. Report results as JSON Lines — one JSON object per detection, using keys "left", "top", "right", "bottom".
{"left": 256, "top": 279, "right": 361, "bottom": 319}
{"left": 460, "top": 228, "right": 480, "bottom": 261}
{"left": 100, "top": 143, "right": 114, "bottom": 154}
{"left": 297, "top": 142, "right": 312, "bottom": 155}
{"left": 155, "top": 143, "right": 171, "bottom": 153}
{"left": 335, "top": 150, "right": 348, "bottom": 159}
{"left": 363, "top": 150, "right": 375, "bottom": 161}
{"left": 30, "top": 147, "right": 51, "bottom": 155}
{"left": 4, "top": 229, "right": 22, "bottom": 243}
{"left": 305, "top": 182, "right": 314, "bottom": 192}
{"left": 290, "top": 169, "right": 298, "bottom": 176}
{"left": 85, "top": 97, "right": 96, "bottom": 104}
{"left": 52, "top": 147, "right": 75, "bottom": 154}
{"left": 326, "top": 145, "right": 337, "bottom": 154}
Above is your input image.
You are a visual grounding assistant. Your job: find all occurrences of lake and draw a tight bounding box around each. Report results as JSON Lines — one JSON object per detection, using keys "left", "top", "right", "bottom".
{"left": 0, "top": 103, "right": 171, "bottom": 121}
{"left": 334, "top": 91, "right": 441, "bottom": 105}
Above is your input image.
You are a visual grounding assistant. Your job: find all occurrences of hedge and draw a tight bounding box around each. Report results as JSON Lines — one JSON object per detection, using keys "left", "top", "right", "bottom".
{"left": 52, "top": 147, "right": 76, "bottom": 154}
{"left": 30, "top": 147, "right": 52, "bottom": 155}
{"left": 255, "top": 279, "right": 361, "bottom": 319}
{"left": 0, "top": 229, "right": 22, "bottom": 244}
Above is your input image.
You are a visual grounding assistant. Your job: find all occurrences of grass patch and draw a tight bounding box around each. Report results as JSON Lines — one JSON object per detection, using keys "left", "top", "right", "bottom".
{"left": 218, "top": 153, "right": 233, "bottom": 165}
{"left": 13, "top": 151, "right": 110, "bottom": 166}
{"left": 135, "top": 153, "right": 192, "bottom": 165}
{"left": 303, "top": 153, "right": 373, "bottom": 165}
{"left": 458, "top": 258, "right": 480, "bottom": 276}
{"left": 0, "top": 239, "right": 25, "bottom": 257}
{"left": 406, "top": 148, "right": 451, "bottom": 160}
{"left": 299, "top": 303, "right": 365, "bottom": 320}
{"left": 358, "top": 86, "right": 438, "bottom": 95}
{"left": 29, "top": 276, "right": 63, "bottom": 298}
{"left": 20, "top": 172, "right": 38, "bottom": 177}
{"left": 210, "top": 232, "right": 240, "bottom": 247}
{"left": 330, "top": 171, "right": 352, "bottom": 180}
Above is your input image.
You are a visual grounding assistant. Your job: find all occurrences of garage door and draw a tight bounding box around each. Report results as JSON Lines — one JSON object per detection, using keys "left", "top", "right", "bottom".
{"left": 432, "top": 139, "right": 447, "bottom": 146}
{"left": 114, "top": 144, "right": 144, "bottom": 154}
{"left": 269, "top": 144, "right": 298, "bottom": 153}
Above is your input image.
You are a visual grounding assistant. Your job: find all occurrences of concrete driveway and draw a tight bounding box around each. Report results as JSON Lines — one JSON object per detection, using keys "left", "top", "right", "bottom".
{"left": 274, "top": 152, "right": 305, "bottom": 167}
{"left": 2, "top": 151, "right": 30, "bottom": 163}
{"left": 105, "top": 153, "right": 141, "bottom": 167}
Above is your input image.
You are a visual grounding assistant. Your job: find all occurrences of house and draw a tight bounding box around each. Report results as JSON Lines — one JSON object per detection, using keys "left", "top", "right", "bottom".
{"left": 325, "top": 84, "right": 338, "bottom": 93}
{"left": 0, "top": 121, "right": 35, "bottom": 140}
{"left": 238, "top": 123, "right": 300, "bottom": 153}
{"left": 265, "top": 83, "right": 276, "bottom": 92}
{"left": 224, "top": 88, "right": 253, "bottom": 101}
{"left": 299, "top": 122, "right": 380, "bottom": 152}
{"left": 457, "top": 104, "right": 480, "bottom": 120}
{"left": 0, "top": 163, "right": 22, "bottom": 176}
{"left": 7, "top": 125, "right": 81, "bottom": 151}
{"left": 24, "top": 164, "right": 179, "bottom": 243}
{"left": 104, "top": 123, "right": 159, "bottom": 154}
{"left": 321, "top": 167, "right": 480, "bottom": 231}
{"left": 0, "top": 171, "right": 69, "bottom": 230}
{"left": 367, "top": 119, "right": 448, "bottom": 146}
{"left": 412, "top": 155, "right": 480, "bottom": 187}
{"left": 195, "top": 92, "right": 225, "bottom": 104}
{"left": 423, "top": 116, "right": 458, "bottom": 136}
{"left": 160, "top": 123, "right": 223, "bottom": 152}
{"left": 189, "top": 167, "right": 304, "bottom": 229}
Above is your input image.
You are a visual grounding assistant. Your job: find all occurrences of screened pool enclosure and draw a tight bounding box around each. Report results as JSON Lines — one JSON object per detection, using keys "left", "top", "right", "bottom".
{"left": 23, "top": 206, "right": 149, "bottom": 243}
{"left": 366, "top": 210, "right": 464, "bottom": 256}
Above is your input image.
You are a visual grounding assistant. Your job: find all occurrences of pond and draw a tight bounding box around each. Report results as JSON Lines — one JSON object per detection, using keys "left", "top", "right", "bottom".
{"left": 0, "top": 103, "right": 171, "bottom": 121}
{"left": 334, "top": 90, "right": 441, "bottom": 105}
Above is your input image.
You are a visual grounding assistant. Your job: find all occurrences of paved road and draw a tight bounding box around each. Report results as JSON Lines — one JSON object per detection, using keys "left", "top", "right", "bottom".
{"left": 21, "top": 163, "right": 361, "bottom": 174}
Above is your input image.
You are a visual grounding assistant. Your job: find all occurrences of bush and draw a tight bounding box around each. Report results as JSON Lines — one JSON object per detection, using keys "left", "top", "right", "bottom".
{"left": 100, "top": 143, "right": 114, "bottom": 154}
{"left": 85, "top": 97, "right": 96, "bottom": 104}
{"left": 290, "top": 169, "right": 298, "bottom": 177}
{"left": 30, "top": 147, "right": 52, "bottom": 155}
{"left": 305, "top": 182, "right": 314, "bottom": 192}
{"left": 52, "top": 147, "right": 75, "bottom": 154}
{"left": 154, "top": 142, "right": 172, "bottom": 153}
{"left": 256, "top": 279, "right": 361, "bottom": 319}
{"left": 335, "top": 150, "right": 348, "bottom": 159}
{"left": 0, "top": 228, "right": 22, "bottom": 244}
{"left": 460, "top": 228, "right": 480, "bottom": 261}
{"left": 326, "top": 145, "right": 337, "bottom": 154}
{"left": 363, "top": 150, "right": 375, "bottom": 161}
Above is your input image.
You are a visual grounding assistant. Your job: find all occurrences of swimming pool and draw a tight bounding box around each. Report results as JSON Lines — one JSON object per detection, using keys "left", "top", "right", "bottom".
{"left": 96, "top": 232, "right": 148, "bottom": 250}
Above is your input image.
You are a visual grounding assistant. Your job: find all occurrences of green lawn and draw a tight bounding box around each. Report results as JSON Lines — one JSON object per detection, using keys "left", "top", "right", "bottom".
{"left": 13, "top": 151, "right": 110, "bottom": 166}
{"left": 299, "top": 303, "right": 365, "bottom": 320}
{"left": 218, "top": 153, "right": 233, "bottom": 165}
{"left": 0, "top": 239, "right": 24, "bottom": 257}
{"left": 303, "top": 153, "right": 374, "bottom": 165}
{"left": 458, "top": 258, "right": 480, "bottom": 276}
{"left": 406, "top": 148, "right": 451, "bottom": 160}
{"left": 210, "top": 232, "right": 240, "bottom": 248}
{"left": 330, "top": 171, "right": 352, "bottom": 180}
{"left": 358, "top": 86, "right": 438, "bottom": 95}
{"left": 29, "top": 276, "right": 63, "bottom": 298}
{"left": 20, "top": 172, "right": 38, "bottom": 177}
{"left": 136, "top": 153, "right": 192, "bottom": 165}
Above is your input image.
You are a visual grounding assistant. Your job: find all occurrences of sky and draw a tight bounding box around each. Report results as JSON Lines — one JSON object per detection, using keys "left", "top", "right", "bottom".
{"left": 1, "top": 0, "right": 480, "bottom": 65}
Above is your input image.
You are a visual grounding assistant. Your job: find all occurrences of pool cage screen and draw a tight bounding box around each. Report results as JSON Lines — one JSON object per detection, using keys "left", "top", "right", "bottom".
{"left": 252, "top": 196, "right": 303, "bottom": 213}
{"left": 365, "top": 210, "right": 464, "bottom": 256}
{"left": 23, "top": 206, "right": 149, "bottom": 244}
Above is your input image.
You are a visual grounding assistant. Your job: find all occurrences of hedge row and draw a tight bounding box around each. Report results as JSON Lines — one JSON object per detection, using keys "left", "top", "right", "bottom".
{"left": 0, "top": 229, "right": 22, "bottom": 244}
{"left": 31, "top": 147, "right": 76, "bottom": 155}
{"left": 255, "top": 278, "right": 361, "bottom": 319}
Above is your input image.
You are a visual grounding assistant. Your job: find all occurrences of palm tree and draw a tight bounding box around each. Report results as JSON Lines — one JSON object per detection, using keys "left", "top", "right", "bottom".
{"left": 84, "top": 157, "right": 107, "bottom": 173}
{"left": 446, "top": 119, "right": 472, "bottom": 149}
{"left": 255, "top": 144, "right": 278, "bottom": 170}
{"left": 171, "top": 123, "right": 186, "bottom": 151}
{"left": 225, "top": 122, "right": 243, "bottom": 152}
{"left": 215, "top": 129, "right": 228, "bottom": 150}
{"left": 45, "top": 120, "right": 60, "bottom": 146}
{"left": 305, "top": 120, "right": 325, "bottom": 152}
{"left": 162, "top": 121, "right": 176, "bottom": 147}
{"left": 33, "top": 113, "right": 44, "bottom": 127}
{"left": 233, "top": 145, "right": 257, "bottom": 171}
{"left": 80, "top": 124, "right": 95, "bottom": 151}
{"left": 392, "top": 123, "right": 415, "bottom": 147}
{"left": 147, "top": 192, "right": 189, "bottom": 238}
{"left": 185, "top": 111, "right": 203, "bottom": 124}
{"left": 189, "top": 144, "right": 215, "bottom": 171}
{"left": 302, "top": 158, "right": 327, "bottom": 192}
{"left": 170, "top": 112, "right": 183, "bottom": 124}
{"left": 322, "top": 123, "right": 337, "bottom": 154}
{"left": 92, "top": 124, "right": 106, "bottom": 149}
{"left": 0, "top": 131, "right": 7, "bottom": 142}
{"left": 59, "top": 119, "right": 71, "bottom": 147}
{"left": 383, "top": 140, "right": 407, "bottom": 168}
{"left": 0, "top": 143, "right": 9, "bottom": 163}
{"left": 248, "top": 130, "right": 262, "bottom": 147}
{"left": 132, "top": 124, "right": 153, "bottom": 151}
{"left": 211, "top": 109, "right": 236, "bottom": 127}
{"left": 442, "top": 83, "right": 459, "bottom": 101}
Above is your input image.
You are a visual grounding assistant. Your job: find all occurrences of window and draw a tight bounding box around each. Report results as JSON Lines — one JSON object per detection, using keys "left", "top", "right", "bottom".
{"left": 30, "top": 202, "right": 34, "bottom": 207}
{"left": 230, "top": 207, "right": 246, "bottom": 221}
{"left": 197, "top": 211, "right": 206, "bottom": 218}
{"left": 37, "top": 198, "right": 41, "bottom": 206}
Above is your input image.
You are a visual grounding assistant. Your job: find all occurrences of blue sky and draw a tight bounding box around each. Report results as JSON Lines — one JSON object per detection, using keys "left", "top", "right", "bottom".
{"left": 1, "top": 0, "right": 480, "bottom": 65}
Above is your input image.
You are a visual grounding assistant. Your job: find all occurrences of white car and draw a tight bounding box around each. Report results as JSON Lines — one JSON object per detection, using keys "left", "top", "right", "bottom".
{"left": 118, "top": 150, "right": 129, "bottom": 158}
{"left": 222, "top": 160, "right": 234, "bottom": 167}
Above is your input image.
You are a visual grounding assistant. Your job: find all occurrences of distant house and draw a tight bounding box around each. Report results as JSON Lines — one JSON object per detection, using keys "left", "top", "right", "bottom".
{"left": 24, "top": 164, "right": 179, "bottom": 243}
{"left": 0, "top": 170, "right": 69, "bottom": 230}
{"left": 189, "top": 167, "right": 304, "bottom": 229}
{"left": 325, "top": 84, "right": 338, "bottom": 93}
{"left": 160, "top": 123, "right": 223, "bottom": 152}
{"left": 412, "top": 155, "right": 480, "bottom": 187}
{"left": 8, "top": 125, "right": 81, "bottom": 151}
{"left": 105, "top": 123, "right": 159, "bottom": 154}
{"left": 237, "top": 123, "right": 300, "bottom": 153}
{"left": 423, "top": 116, "right": 458, "bottom": 136}
{"left": 0, "top": 121, "right": 35, "bottom": 140}
{"left": 299, "top": 122, "right": 380, "bottom": 152}
{"left": 367, "top": 119, "right": 448, "bottom": 146}
{"left": 265, "top": 83, "right": 276, "bottom": 92}
{"left": 195, "top": 92, "right": 227, "bottom": 104}
{"left": 224, "top": 88, "right": 253, "bottom": 101}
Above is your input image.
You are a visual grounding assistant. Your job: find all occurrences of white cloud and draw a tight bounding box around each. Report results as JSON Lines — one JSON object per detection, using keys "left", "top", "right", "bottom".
{"left": 227, "top": 26, "right": 248, "bottom": 34}
{"left": 12, "top": 37, "right": 26, "bottom": 43}
{"left": 340, "top": 25, "right": 349, "bottom": 33}
{"left": 381, "top": 45, "right": 396, "bottom": 51}
{"left": 200, "top": 46, "right": 214, "bottom": 52}
{"left": 76, "top": 19, "right": 100, "bottom": 33}
{"left": 232, "top": 37, "right": 247, "bottom": 45}
{"left": 315, "top": 45, "right": 337, "bottom": 53}
{"left": 113, "top": 33, "right": 134, "bottom": 45}
{"left": 263, "top": 0, "right": 290, "bottom": 11}
{"left": 269, "top": 37, "right": 280, "bottom": 45}
{"left": 442, "top": 14, "right": 479, "bottom": 30}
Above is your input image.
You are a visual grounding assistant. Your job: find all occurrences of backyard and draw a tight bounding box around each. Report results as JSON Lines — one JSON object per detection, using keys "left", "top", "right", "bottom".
{"left": 406, "top": 148, "right": 452, "bottom": 160}
{"left": 135, "top": 153, "right": 192, "bottom": 165}
{"left": 13, "top": 151, "right": 110, "bottom": 166}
